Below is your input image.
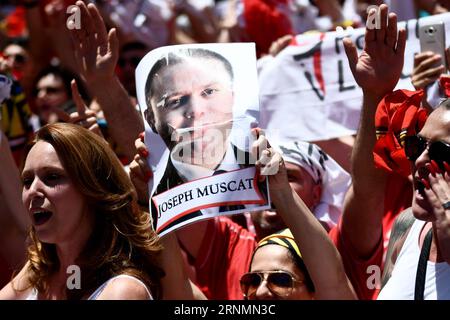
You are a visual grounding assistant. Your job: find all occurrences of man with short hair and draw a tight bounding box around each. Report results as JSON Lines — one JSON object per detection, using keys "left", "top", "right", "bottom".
{"left": 144, "top": 48, "right": 235, "bottom": 174}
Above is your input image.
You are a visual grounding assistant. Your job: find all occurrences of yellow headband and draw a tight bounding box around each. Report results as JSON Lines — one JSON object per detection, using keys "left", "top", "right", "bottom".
{"left": 257, "top": 229, "right": 301, "bottom": 259}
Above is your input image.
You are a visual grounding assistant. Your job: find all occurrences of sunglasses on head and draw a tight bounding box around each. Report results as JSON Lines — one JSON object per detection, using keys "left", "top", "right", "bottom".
{"left": 404, "top": 135, "right": 450, "bottom": 170}
{"left": 240, "top": 270, "right": 303, "bottom": 298}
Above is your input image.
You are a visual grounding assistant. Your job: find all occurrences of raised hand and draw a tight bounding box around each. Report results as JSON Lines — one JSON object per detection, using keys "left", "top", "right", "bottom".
{"left": 129, "top": 133, "right": 154, "bottom": 204}
{"left": 69, "top": 1, "right": 119, "bottom": 84}
{"left": 69, "top": 80, "right": 104, "bottom": 137}
{"left": 344, "top": 4, "right": 406, "bottom": 99}
{"left": 251, "top": 128, "right": 288, "bottom": 192}
{"left": 49, "top": 80, "right": 104, "bottom": 137}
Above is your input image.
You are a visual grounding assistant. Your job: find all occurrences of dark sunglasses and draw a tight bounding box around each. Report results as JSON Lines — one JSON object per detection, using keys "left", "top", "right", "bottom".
{"left": 4, "top": 53, "right": 27, "bottom": 64}
{"left": 117, "top": 56, "right": 141, "bottom": 68}
{"left": 240, "top": 270, "right": 303, "bottom": 298}
{"left": 404, "top": 135, "right": 450, "bottom": 170}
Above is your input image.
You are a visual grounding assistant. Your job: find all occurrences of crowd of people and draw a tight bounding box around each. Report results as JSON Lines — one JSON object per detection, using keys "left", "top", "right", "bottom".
{"left": 0, "top": 0, "right": 449, "bottom": 300}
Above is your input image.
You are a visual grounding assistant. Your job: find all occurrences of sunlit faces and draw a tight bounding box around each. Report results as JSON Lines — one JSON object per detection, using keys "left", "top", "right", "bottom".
{"left": 149, "top": 57, "right": 234, "bottom": 169}
{"left": 411, "top": 107, "right": 450, "bottom": 221}
{"left": 248, "top": 245, "right": 313, "bottom": 300}
{"left": 35, "top": 74, "right": 69, "bottom": 124}
{"left": 21, "top": 141, "right": 93, "bottom": 244}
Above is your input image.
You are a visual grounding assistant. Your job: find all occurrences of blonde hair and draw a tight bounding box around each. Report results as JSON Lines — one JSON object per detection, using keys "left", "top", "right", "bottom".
{"left": 24, "top": 123, "right": 164, "bottom": 299}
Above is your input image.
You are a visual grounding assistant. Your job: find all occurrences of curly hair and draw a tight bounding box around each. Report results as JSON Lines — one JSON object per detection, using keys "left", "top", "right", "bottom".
{"left": 24, "top": 123, "right": 164, "bottom": 299}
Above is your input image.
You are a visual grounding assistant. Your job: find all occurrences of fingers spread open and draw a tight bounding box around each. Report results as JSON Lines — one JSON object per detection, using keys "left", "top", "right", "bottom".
{"left": 375, "top": 4, "right": 388, "bottom": 44}
{"left": 396, "top": 28, "right": 407, "bottom": 55}
{"left": 71, "top": 80, "right": 88, "bottom": 117}
{"left": 343, "top": 38, "right": 358, "bottom": 74}
{"left": 107, "top": 28, "right": 120, "bottom": 63}
{"left": 365, "top": 8, "right": 377, "bottom": 43}
{"left": 385, "top": 13, "right": 398, "bottom": 48}
{"left": 87, "top": 3, "right": 108, "bottom": 56}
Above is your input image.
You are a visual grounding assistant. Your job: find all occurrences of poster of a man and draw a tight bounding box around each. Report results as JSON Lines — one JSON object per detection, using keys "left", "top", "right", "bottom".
{"left": 135, "top": 43, "right": 270, "bottom": 236}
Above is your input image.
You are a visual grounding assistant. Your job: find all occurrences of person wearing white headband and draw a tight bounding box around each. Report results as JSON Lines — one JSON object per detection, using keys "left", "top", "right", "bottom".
{"left": 277, "top": 140, "right": 351, "bottom": 228}
{"left": 251, "top": 140, "right": 351, "bottom": 236}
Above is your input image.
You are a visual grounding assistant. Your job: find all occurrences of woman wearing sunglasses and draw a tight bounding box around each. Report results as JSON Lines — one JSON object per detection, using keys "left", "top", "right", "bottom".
{"left": 237, "top": 129, "right": 357, "bottom": 300}
{"left": 240, "top": 229, "right": 316, "bottom": 300}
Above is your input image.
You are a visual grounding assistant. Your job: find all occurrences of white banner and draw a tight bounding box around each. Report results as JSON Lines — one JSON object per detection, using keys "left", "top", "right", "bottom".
{"left": 259, "top": 12, "right": 450, "bottom": 142}
{"left": 153, "top": 167, "right": 265, "bottom": 234}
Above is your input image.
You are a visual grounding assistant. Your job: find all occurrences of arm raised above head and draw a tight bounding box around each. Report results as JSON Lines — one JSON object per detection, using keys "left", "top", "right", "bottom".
{"left": 341, "top": 4, "right": 406, "bottom": 258}
{"left": 69, "top": 1, "right": 144, "bottom": 163}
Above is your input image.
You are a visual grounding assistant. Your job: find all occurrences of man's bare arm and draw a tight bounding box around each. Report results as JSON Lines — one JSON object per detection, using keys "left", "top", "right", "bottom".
{"left": 341, "top": 4, "right": 406, "bottom": 257}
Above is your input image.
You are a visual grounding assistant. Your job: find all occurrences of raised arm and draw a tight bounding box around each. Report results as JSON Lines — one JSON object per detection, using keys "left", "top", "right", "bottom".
{"left": 129, "top": 135, "right": 206, "bottom": 300}
{"left": 341, "top": 4, "right": 406, "bottom": 257}
{"left": 252, "top": 129, "right": 356, "bottom": 299}
{"left": 69, "top": 1, "right": 144, "bottom": 163}
{"left": 0, "top": 131, "right": 29, "bottom": 272}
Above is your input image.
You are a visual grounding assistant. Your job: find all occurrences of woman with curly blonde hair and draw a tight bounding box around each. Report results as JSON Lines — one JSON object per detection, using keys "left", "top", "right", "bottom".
{"left": 0, "top": 123, "right": 165, "bottom": 299}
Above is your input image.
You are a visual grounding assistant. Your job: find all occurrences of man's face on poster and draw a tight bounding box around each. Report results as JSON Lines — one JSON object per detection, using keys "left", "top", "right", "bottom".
{"left": 147, "top": 56, "right": 234, "bottom": 170}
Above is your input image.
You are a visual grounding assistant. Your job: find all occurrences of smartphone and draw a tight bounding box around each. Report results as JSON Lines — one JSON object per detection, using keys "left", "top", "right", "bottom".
{"left": 419, "top": 21, "right": 447, "bottom": 69}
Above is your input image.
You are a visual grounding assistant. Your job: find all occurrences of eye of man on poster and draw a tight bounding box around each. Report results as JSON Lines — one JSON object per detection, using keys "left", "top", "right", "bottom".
{"left": 136, "top": 43, "right": 271, "bottom": 236}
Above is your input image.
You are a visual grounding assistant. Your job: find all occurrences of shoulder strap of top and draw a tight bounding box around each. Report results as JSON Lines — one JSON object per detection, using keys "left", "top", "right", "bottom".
{"left": 87, "top": 274, "right": 152, "bottom": 300}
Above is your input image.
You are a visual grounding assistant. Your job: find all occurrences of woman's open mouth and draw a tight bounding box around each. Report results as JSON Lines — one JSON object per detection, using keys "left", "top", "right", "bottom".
{"left": 33, "top": 210, "right": 53, "bottom": 226}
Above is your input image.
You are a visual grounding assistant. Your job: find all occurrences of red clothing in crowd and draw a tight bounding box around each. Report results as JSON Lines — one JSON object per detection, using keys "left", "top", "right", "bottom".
{"left": 243, "top": 0, "right": 293, "bottom": 57}
{"left": 373, "top": 89, "right": 427, "bottom": 260}
{"left": 329, "top": 220, "right": 384, "bottom": 300}
{"left": 193, "top": 217, "right": 257, "bottom": 300}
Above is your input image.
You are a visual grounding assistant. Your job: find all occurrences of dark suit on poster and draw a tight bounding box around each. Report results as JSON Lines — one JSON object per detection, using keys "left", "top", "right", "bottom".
{"left": 150, "top": 145, "right": 269, "bottom": 233}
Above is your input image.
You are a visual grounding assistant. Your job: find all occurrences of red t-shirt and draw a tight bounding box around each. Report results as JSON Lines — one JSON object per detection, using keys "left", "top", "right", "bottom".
{"left": 194, "top": 217, "right": 257, "bottom": 300}
{"left": 329, "top": 219, "right": 384, "bottom": 300}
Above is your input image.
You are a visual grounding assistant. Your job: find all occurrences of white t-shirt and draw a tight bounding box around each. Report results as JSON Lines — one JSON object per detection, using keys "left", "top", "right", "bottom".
{"left": 378, "top": 219, "right": 450, "bottom": 300}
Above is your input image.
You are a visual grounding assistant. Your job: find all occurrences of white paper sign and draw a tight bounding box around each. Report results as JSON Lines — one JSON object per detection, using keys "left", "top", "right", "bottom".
{"left": 259, "top": 12, "right": 450, "bottom": 143}
{"left": 152, "top": 167, "right": 265, "bottom": 234}
{"left": 136, "top": 43, "right": 271, "bottom": 236}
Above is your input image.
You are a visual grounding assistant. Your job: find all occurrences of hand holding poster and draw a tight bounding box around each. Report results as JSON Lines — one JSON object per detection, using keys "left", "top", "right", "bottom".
{"left": 135, "top": 43, "right": 271, "bottom": 236}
